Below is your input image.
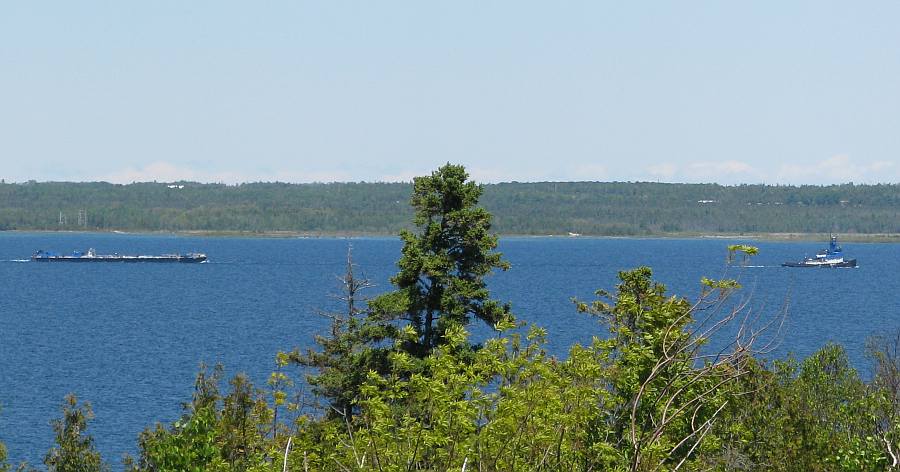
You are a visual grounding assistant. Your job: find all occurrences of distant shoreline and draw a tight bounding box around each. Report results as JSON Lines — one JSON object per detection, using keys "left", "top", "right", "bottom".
{"left": 5, "top": 229, "right": 900, "bottom": 243}
{"left": 5, "top": 181, "right": 900, "bottom": 238}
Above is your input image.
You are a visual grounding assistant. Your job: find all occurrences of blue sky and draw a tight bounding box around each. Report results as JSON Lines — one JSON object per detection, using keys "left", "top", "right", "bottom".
{"left": 1, "top": 2, "right": 898, "bottom": 184}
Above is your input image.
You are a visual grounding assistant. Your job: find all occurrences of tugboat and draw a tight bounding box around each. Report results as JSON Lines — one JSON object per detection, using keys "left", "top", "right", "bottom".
{"left": 31, "top": 248, "right": 207, "bottom": 263}
{"left": 782, "top": 235, "right": 856, "bottom": 268}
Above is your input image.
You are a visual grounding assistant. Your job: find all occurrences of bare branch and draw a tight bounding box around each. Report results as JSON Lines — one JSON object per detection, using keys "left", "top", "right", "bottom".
{"left": 669, "top": 401, "right": 728, "bottom": 471}
{"left": 282, "top": 435, "right": 293, "bottom": 472}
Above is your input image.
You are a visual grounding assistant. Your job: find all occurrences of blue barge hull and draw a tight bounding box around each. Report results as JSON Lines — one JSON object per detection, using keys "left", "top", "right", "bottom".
{"left": 32, "top": 249, "right": 207, "bottom": 263}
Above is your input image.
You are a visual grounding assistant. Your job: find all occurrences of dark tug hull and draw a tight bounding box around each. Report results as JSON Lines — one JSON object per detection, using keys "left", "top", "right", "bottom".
{"left": 782, "top": 259, "right": 857, "bottom": 268}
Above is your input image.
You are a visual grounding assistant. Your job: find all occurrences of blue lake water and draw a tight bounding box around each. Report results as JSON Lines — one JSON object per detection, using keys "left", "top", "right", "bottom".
{"left": 1, "top": 232, "right": 899, "bottom": 466}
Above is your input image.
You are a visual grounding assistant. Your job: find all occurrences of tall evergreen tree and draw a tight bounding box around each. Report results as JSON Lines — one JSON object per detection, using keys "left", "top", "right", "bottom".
{"left": 291, "top": 164, "right": 512, "bottom": 418}
{"left": 369, "top": 163, "right": 512, "bottom": 356}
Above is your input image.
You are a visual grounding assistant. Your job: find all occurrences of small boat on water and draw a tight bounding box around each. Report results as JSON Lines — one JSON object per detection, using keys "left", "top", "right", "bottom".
{"left": 782, "top": 235, "right": 856, "bottom": 268}
{"left": 31, "top": 248, "right": 207, "bottom": 263}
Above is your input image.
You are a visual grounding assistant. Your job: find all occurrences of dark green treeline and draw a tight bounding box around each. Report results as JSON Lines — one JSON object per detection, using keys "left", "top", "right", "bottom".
{"left": 2, "top": 180, "right": 900, "bottom": 234}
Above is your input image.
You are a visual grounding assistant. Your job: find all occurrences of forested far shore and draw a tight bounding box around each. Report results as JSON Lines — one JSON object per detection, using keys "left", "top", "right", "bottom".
{"left": 2, "top": 180, "right": 900, "bottom": 235}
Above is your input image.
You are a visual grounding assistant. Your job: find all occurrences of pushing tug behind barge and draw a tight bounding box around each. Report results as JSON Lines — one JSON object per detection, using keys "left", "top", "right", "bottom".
{"left": 782, "top": 235, "right": 856, "bottom": 268}
{"left": 32, "top": 248, "right": 207, "bottom": 263}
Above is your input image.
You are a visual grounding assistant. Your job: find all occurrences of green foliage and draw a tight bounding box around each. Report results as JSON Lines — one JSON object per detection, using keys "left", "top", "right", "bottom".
{"left": 289, "top": 164, "right": 513, "bottom": 422}
{"left": 285, "top": 247, "right": 389, "bottom": 419}
{"left": 371, "top": 163, "right": 512, "bottom": 356}
{"left": 714, "top": 346, "right": 889, "bottom": 471}
{"left": 727, "top": 244, "right": 759, "bottom": 256}
{"left": 44, "top": 394, "right": 108, "bottom": 472}
{"left": 280, "top": 261, "right": 761, "bottom": 471}
{"left": 726, "top": 244, "right": 759, "bottom": 266}
{"left": 138, "top": 407, "right": 224, "bottom": 472}
{"left": 0, "top": 441, "right": 9, "bottom": 472}
{"left": 576, "top": 267, "right": 752, "bottom": 471}
{"left": 131, "top": 366, "right": 272, "bottom": 472}
{"left": 0, "top": 403, "right": 8, "bottom": 472}
{"left": 305, "top": 321, "right": 610, "bottom": 471}
{"left": 866, "top": 332, "right": 900, "bottom": 470}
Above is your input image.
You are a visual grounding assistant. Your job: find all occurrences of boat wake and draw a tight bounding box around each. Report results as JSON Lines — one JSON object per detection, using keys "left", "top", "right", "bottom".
{"left": 5, "top": 259, "right": 31, "bottom": 263}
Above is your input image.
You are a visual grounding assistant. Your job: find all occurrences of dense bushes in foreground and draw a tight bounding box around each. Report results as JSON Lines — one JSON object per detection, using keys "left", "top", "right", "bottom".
{"left": 3, "top": 165, "right": 900, "bottom": 471}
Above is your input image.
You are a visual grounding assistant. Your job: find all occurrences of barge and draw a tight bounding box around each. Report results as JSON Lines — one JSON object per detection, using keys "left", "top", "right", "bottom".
{"left": 31, "top": 248, "right": 207, "bottom": 263}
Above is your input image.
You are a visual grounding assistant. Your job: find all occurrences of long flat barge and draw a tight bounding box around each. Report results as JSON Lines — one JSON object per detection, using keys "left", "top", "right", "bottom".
{"left": 32, "top": 248, "right": 207, "bottom": 263}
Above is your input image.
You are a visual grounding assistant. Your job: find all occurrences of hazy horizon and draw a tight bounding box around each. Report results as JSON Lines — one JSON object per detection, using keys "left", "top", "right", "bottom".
{"left": 4, "top": 176, "right": 896, "bottom": 187}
